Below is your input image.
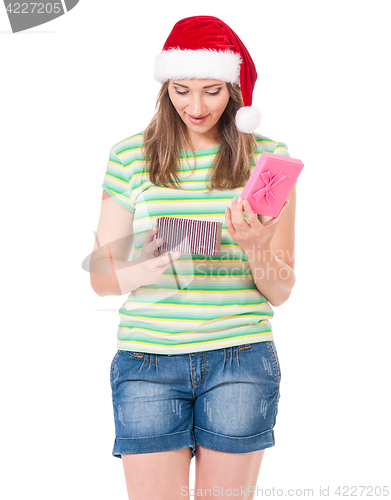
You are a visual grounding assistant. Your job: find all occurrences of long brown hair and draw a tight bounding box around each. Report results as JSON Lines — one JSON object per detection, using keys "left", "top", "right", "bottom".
{"left": 142, "top": 81, "right": 257, "bottom": 191}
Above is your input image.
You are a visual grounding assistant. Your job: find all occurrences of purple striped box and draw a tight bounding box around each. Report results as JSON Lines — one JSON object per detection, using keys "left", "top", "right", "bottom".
{"left": 155, "top": 217, "right": 223, "bottom": 256}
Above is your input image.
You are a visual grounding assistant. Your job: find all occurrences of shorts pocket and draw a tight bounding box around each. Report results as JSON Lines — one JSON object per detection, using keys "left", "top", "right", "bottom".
{"left": 267, "top": 341, "right": 281, "bottom": 386}
{"left": 110, "top": 351, "right": 120, "bottom": 384}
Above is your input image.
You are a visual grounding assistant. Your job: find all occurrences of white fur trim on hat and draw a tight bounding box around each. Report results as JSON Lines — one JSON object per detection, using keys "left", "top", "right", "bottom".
{"left": 154, "top": 48, "right": 242, "bottom": 84}
{"left": 235, "top": 106, "right": 262, "bottom": 133}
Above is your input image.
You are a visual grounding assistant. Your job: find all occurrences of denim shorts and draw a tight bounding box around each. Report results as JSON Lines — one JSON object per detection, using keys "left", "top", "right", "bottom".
{"left": 110, "top": 340, "right": 281, "bottom": 459}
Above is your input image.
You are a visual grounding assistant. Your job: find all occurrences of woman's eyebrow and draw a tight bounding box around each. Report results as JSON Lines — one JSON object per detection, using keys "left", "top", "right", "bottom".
{"left": 172, "top": 83, "right": 223, "bottom": 89}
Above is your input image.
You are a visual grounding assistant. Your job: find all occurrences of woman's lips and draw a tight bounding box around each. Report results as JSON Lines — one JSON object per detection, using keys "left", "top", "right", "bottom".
{"left": 187, "top": 113, "right": 209, "bottom": 125}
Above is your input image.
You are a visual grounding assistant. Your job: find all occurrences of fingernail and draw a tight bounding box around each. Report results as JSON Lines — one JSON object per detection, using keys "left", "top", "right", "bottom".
{"left": 232, "top": 197, "right": 237, "bottom": 205}
{"left": 237, "top": 197, "right": 242, "bottom": 204}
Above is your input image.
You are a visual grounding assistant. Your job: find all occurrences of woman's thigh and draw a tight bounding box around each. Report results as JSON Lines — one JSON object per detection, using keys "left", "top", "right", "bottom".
{"left": 194, "top": 445, "right": 265, "bottom": 499}
{"left": 122, "top": 447, "right": 192, "bottom": 500}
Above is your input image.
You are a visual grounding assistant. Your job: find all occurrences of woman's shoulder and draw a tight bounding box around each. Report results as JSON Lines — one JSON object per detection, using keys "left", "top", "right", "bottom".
{"left": 253, "top": 132, "right": 289, "bottom": 156}
{"left": 110, "top": 130, "right": 146, "bottom": 166}
{"left": 253, "top": 132, "right": 286, "bottom": 153}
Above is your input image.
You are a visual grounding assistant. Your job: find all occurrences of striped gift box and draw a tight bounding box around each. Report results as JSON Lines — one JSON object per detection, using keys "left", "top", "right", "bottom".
{"left": 155, "top": 217, "right": 223, "bottom": 256}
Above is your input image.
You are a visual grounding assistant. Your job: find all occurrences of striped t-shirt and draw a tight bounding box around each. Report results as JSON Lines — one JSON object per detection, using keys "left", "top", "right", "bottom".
{"left": 102, "top": 131, "right": 291, "bottom": 355}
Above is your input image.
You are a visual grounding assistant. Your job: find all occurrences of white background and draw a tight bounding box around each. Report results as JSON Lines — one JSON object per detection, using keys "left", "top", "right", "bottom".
{"left": 1, "top": 0, "right": 390, "bottom": 498}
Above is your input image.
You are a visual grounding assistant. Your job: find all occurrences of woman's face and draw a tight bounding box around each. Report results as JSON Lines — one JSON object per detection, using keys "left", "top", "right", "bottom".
{"left": 168, "top": 79, "right": 230, "bottom": 141}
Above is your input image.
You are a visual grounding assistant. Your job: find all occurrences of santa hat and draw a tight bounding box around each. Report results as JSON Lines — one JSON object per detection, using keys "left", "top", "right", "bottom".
{"left": 154, "top": 16, "right": 261, "bottom": 134}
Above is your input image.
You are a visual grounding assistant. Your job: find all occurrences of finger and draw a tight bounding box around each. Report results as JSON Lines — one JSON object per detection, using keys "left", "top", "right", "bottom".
{"left": 225, "top": 206, "right": 234, "bottom": 232}
{"left": 242, "top": 199, "right": 259, "bottom": 227}
{"left": 151, "top": 236, "right": 165, "bottom": 259}
{"left": 146, "top": 226, "right": 157, "bottom": 243}
{"left": 262, "top": 201, "right": 289, "bottom": 228}
{"left": 278, "top": 200, "right": 289, "bottom": 217}
{"left": 152, "top": 235, "right": 164, "bottom": 248}
{"left": 156, "top": 251, "right": 181, "bottom": 267}
{"left": 230, "top": 198, "right": 246, "bottom": 227}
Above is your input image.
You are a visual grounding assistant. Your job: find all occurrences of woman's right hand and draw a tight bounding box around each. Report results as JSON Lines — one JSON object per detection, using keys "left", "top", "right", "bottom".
{"left": 135, "top": 226, "right": 182, "bottom": 286}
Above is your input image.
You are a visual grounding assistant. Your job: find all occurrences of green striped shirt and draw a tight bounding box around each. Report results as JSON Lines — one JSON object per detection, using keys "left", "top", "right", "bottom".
{"left": 102, "top": 131, "right": 292, "bottom": 355}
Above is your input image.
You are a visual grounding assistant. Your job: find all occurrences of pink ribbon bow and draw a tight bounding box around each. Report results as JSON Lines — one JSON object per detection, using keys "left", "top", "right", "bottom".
{"left": 252, "top": 170, "right": 286, "bottom": 204}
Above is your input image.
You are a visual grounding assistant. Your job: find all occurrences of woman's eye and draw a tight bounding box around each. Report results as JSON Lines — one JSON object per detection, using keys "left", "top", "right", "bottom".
{"left": 174, "top": 88, "right": 221, "bottom": 96}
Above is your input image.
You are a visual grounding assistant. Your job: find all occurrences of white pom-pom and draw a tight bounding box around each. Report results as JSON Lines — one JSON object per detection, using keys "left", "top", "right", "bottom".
{"left": 235, "top": 106, "right": 262, "bottom": 133}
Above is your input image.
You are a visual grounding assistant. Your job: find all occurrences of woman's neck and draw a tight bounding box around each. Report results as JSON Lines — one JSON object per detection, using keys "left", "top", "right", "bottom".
{"left": 186, "top": 139, "right": 220, "bottom": 151}
{"left": 184, "top": 125, "right": 221, "bottom": 151}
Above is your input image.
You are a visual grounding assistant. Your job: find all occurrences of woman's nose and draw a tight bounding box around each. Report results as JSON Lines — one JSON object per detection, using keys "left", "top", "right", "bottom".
{"left": 187, "top": 94, "right": 206, "bottom": 116}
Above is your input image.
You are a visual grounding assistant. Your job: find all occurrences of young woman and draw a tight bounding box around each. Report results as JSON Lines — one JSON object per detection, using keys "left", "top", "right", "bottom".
{"left": 90, "top": 15, "right": 296, "bottom": 500}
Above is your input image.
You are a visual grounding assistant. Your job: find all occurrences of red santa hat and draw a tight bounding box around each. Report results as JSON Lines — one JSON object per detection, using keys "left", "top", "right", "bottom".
{"left": 154, "top": 16, "right": 261, "bottom": 134}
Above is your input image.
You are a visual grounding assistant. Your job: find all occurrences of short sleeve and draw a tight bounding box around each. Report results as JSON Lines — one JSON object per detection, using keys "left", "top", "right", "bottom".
{"left": 102, "top": 148, "right": 136, "bottom": 212}
{"left": 273, "top": 142, "right": 297, "bottom": 184}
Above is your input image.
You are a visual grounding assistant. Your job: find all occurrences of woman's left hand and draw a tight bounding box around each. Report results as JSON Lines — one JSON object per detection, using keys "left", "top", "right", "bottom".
{"left": 225, "top": 197, "right": 289, "bottom": 255}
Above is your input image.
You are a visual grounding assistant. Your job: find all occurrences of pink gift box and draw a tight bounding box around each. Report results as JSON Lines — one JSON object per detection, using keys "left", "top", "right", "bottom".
{"left": 240, "top": 153, "right": 304, "bottom": 218}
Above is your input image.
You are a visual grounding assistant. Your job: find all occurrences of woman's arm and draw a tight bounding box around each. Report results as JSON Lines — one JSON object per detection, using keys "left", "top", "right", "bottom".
{"left": 245, "top": 247, "right": 296, "bottom": 307}
{"left": 90, "top": 190, "right": 143, "bottom": 296}
{"left": 248, "top": 184, "right": 297, "bottom": 306}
